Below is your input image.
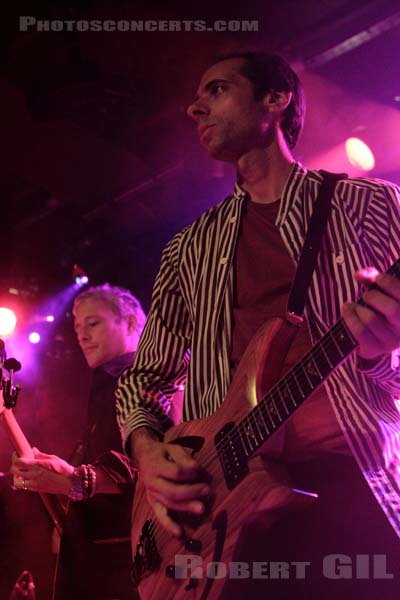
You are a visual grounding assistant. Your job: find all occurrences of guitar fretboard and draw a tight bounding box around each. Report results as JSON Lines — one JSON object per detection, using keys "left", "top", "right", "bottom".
{"left": 237, "top": 257, "right": 400, "bottom": 458}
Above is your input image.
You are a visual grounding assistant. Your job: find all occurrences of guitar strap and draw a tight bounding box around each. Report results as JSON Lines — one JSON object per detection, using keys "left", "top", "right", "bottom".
{"left": 286, "top": 169, "right": 348, "bottom": 324}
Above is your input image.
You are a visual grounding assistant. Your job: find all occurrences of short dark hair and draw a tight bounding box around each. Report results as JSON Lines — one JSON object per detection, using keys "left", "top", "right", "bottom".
{"left": 213, "top": 51, "right": 305, "bottom": 149}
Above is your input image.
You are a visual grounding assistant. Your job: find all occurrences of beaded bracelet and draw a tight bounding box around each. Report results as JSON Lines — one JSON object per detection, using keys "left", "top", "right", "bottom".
{"left": 86, "top": 463, "right": 97, "bottom": 499}
{"left": 68, "top": 464, "right": 97, "bottom": 501}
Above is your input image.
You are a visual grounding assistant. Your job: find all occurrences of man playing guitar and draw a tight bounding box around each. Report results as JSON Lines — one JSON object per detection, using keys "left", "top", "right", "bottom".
{"left": 116, "top": 52, "right": 400, "bottom": 599}
{"left": 9, "top": 284, "right": 144, "bottom": 600}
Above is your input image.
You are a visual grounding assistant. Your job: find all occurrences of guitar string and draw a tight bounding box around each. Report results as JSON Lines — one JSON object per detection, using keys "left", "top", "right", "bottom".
{"left": 141, "top": 320, "right": 355, "bottom": 546}
{"left": 232, "top": 321, "right": 354, "bottom": 451}
{"left": 140, "top": 260, "right": 400, "bottom": 548}
{"left": 211, "top": 319, "right": 354, "bottom": 457}
{"left": 141, "top": 320, "right": 354, "bottom": 535}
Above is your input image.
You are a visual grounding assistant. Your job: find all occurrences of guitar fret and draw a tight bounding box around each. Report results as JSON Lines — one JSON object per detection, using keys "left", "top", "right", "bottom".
{"left": 302, "top": 353, "right": 323, "bottom": 389}
{"left": 320, "top": 342, "right": 334, "bottom": 368}
{"left": 237, "top": 426, "right": 250, "bottom": 457}
{"left": 284, "top": 359, "right": 310, "bottom": 405}
{"left": 335, "top": 322, "right": 356, "bottom": 354}
{"left": 240, "top": 421, "right": 253, "bottom": 455}
{"left": 251, "top": 411, "right": 263, "bottom": 444}
{"left": 266, "top": 404, "right": 276, "bottom": 429}
{"left": 247, "top": 425, "right": 256, "bottom": 453}
{"left": 276, "top": 384, "right": 290, "bottom": 416}
{"left": 242, "top": 416, "right": 259, "bottom": 452}
{"left": 328, "top": 328, "right": 346, "bottom": 358}
{"left": 294, "top": 364, "right": 314, "bottom": 398}
{"left": 260, "top": 406, "right": 270, "bottom": 432}
{"left": 283, "top": 379, "right": 297, "bottom": 409}
{"left": 301, "top": 359, "right": 314, "bottom": 387}
{"left": 255, "top": 405, "right": 270, "bottom": 436}
{"left": 292, "top": 368, "right": 305, "bottom": 398}
{"left": 310, "top": 354, "right": 323, "bottom": 379}
{"left": 278, "top": 391, "right": 290, "bottom": 416}
{"left": 271, "top": 395, "right": 283, "bottom": 422}
{"left": 244, "top": 433, "right": 254, "bottom": 454}
{"left": 311, "top": 344, "right": 331, "bottom": 378}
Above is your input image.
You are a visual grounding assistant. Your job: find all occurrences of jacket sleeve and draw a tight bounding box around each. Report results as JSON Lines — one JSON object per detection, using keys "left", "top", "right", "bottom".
{"left": 356, "top": 181, "right": 400, "bottom": 396}
{"left": 116, "top": 229, "right": 192, "bottom": 452}
{"left": 93, "top": 450, "right": 136, "bottom": 493}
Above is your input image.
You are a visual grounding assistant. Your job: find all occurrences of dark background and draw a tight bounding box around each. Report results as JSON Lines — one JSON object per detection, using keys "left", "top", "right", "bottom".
{"left": 1, "top": 0, "right": 400, "bottom": 597}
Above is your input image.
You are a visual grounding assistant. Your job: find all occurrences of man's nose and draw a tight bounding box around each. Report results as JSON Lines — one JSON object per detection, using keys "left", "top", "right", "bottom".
{"left": 186, "top": 97, "right": 209, "bottom": 121}
{"left": 77, "top": 329, "right": 90, "bottom": 344}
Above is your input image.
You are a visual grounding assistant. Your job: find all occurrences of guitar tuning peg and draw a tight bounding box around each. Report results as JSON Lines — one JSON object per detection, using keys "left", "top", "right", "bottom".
{"left": 2, "top": 379, "right": 21, "bottom": 409}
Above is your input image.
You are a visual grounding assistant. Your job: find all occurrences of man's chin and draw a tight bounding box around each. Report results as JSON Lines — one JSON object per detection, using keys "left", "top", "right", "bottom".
{"left": 85, "top": 355, "right": 100, "bottom": 368}
{"left": 206, "top": 144, "right": 235, "bottom": 163}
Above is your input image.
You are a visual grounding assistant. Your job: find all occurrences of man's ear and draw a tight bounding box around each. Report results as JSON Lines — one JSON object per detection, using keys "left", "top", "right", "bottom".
{"left": 263, "top": 90, "right": 292, "bottom": 114}
{"left": 126, "top": 314, "right": 137, "bottom": 333}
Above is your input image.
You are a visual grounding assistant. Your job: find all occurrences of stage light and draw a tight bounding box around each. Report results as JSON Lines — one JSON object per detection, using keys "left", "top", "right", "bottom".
{"left": 73, "top": 264, "right": 89, "bottom": 287}
{"left": 29, "top": 332, "right": 41, "bottom": 344}
{"left": 45, "top": 315, "right": 55, "bottom": 322}
{"left": 0, "top": 308, "right": 17, "bottom": 336}
{"left": 345, "top": 137, "right": 375, "bottom": 171}
{"left": 75, "top": 275, "right": 89, "bottom": 286}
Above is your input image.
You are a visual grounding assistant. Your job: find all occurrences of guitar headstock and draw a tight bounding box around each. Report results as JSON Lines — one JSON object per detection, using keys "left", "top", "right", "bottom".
{"left": 0, "top": 340, "right": 21, "bottom": 410}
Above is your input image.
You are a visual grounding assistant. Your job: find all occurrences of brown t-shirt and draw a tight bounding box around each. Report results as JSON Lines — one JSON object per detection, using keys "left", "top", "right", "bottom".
{"left": 231, "top": 198, "right": 349, "bottom": 460}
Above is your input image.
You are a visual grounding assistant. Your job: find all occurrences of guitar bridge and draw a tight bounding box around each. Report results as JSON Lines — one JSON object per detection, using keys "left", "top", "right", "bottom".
{"left": 215, "top": 422, "right": 249, "bottom": 490}
{"left": 131, "top": 519, "right": 161, "bottom": 585}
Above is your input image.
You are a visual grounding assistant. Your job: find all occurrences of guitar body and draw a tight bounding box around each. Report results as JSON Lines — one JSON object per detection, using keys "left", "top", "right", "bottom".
{"left": 132, "top": 317, "right": 316, "bottom": 599}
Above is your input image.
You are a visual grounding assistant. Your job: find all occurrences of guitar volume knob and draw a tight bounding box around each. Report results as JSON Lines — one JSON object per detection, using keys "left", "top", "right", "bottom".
{"left": 165, "top": 565, "right": 176, "bottom": 579}
{"left": 185, "top": 538, "right": 202, "bottom": 552}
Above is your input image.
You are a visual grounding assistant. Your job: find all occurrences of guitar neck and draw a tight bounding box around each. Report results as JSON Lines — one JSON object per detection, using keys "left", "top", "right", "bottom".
{"left": 0, "top": 406, "right": 66, "bottom": 536}
{"left": 0, "top": 408, "right": 34, "bottom": 458}
{"left": 239, "top": 257, "right": 400, "bottom": 457}
{"left": 240, "top": 319, "right": 355, "bottom": 457}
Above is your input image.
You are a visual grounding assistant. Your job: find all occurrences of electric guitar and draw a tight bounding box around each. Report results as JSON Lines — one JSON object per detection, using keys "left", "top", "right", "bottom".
{"left": 131, "top": 258, "right": 400, "bottom": 599}
{"left": 0, "top": 355, "right": 67, "bottom": 536}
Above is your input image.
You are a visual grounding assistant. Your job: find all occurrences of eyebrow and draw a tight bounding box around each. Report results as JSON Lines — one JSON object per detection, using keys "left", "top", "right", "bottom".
{"left": 194, "top": 78, "right": 231, "bottom": 102}
{"left": 73, "top": 315, "right": 101, "bottom": 330}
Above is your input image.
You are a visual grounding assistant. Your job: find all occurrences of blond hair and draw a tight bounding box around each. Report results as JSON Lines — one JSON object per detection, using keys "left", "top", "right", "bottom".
{"left": 73, "top": 283, "right": 146, "bottom": 335}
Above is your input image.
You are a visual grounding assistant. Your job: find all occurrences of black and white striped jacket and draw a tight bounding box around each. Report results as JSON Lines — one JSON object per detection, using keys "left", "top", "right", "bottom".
{"left": 116, "top": 162, "right": 400, "bottom": 536}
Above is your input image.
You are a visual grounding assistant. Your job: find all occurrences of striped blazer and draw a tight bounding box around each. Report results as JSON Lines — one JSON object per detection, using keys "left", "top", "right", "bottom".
{"left": 116, "top": 162, "right": 400, "bottom": 536}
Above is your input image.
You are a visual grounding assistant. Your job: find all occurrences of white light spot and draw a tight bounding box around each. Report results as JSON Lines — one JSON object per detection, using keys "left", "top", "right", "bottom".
{"left": 345, "top": 137, "right": 375, "bottom": 171}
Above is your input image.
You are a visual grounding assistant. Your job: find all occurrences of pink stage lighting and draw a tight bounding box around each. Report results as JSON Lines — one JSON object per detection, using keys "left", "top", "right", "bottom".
{"left": 345, "top": 137, "right": 375, "bottom": 171}
{"left": 0, "top": 307, "right": 17, "bottom": 336}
